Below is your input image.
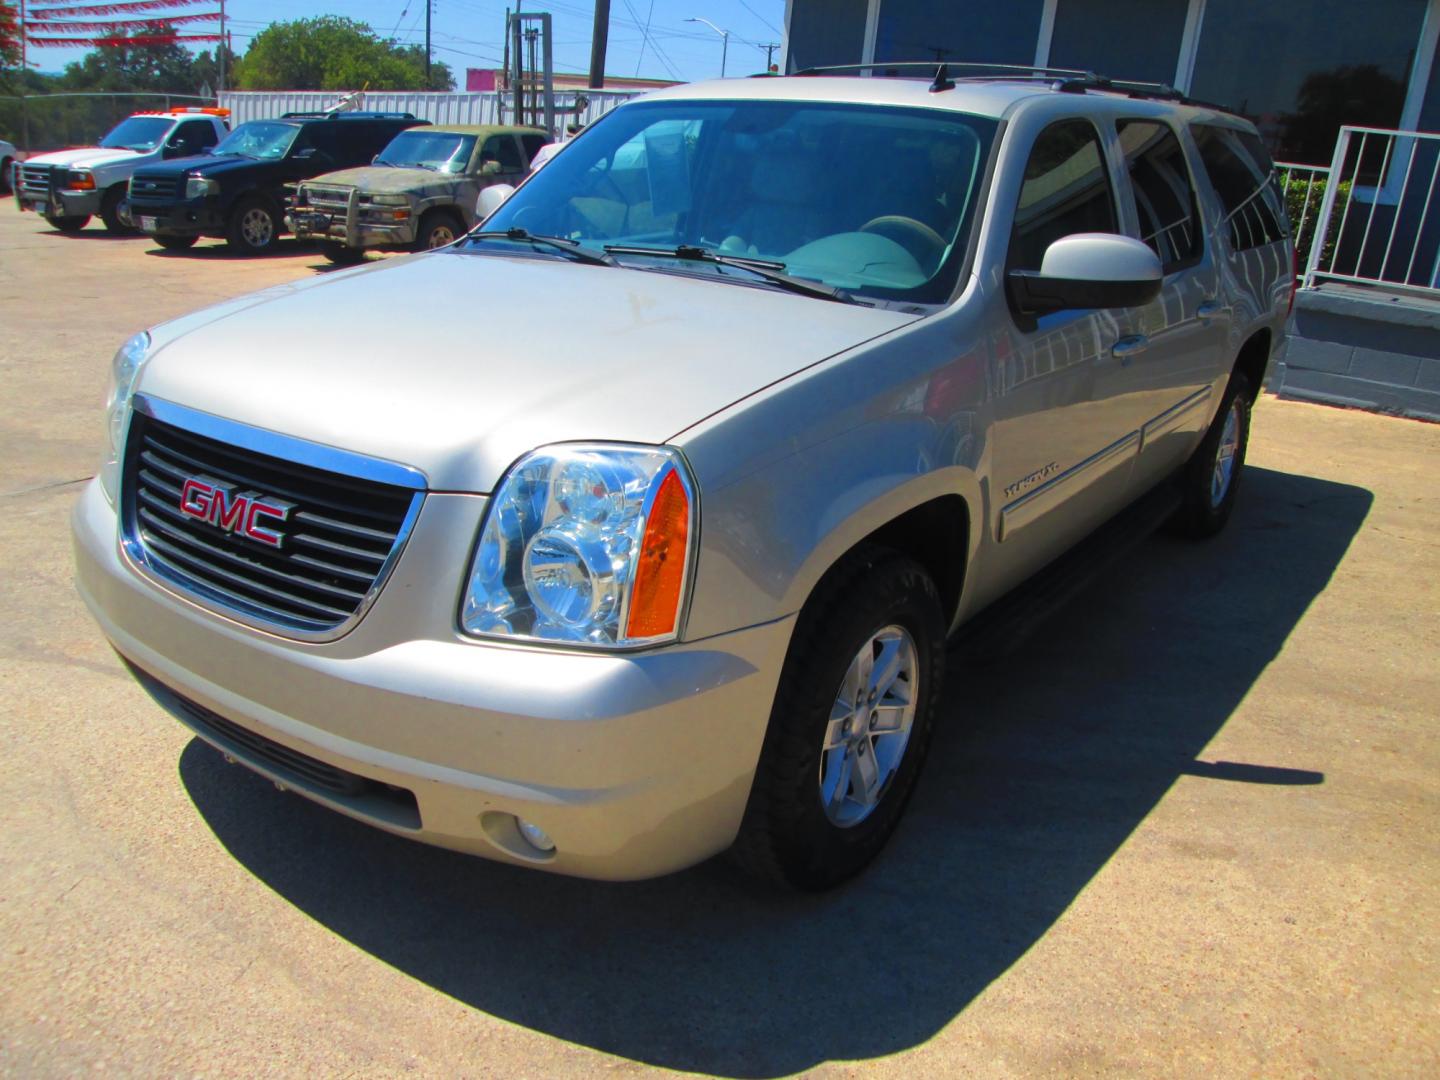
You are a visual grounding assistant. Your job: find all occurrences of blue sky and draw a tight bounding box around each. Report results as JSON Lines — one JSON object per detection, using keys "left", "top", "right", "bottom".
{"left": 28, "top": 1, "right": 789, "bottom": 84}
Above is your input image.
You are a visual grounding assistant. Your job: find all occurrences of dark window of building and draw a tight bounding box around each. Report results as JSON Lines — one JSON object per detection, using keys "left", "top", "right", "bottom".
{"left": 1048, "top": 0, "right": 1189, "bottom": 86}
{"left": 519, "top": 133, "right": 548, "bottom": 162}
{"left": 875, "top": 0, "right": 1046, "bottom": 67}
{"left": 1193, "top": 124, "right": 1287, "bottom": 251}
{"left": 1009, "top": 119, "right": 1117, "bottom": 273}
{"left": 786, "top": 0, "right": 869, "bottom": 72}
{"left": 1188, "top": 0, "right": 1428, "bottom": 164}
{"left": 1117, "top": 120, "right": 1202, "bottom": 271}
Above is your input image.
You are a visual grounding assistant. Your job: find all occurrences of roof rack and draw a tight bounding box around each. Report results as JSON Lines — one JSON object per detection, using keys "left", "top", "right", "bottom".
{"left": 791, "top": 60, "right": 1235, "bottom": 113}
{"left": 279, "top": 110, "right": 418, "bottom": 120}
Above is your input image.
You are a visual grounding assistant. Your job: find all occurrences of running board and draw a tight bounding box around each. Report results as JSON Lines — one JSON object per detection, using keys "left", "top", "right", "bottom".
{"left": 951, "top": 483, "right": 1183, "bottom": 660}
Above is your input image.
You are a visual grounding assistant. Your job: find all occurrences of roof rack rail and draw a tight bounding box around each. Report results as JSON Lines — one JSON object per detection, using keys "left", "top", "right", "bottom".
{"left": 790, "top": 60, "right": 1236, "bottom": 113}
{"left": 279, "top": 110, "right": 418, "bottom": 120}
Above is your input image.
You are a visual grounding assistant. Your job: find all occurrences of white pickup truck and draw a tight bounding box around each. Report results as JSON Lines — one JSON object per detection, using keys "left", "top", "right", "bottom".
{"left": 13, "top": 108, "right": 230, "bottom": 233}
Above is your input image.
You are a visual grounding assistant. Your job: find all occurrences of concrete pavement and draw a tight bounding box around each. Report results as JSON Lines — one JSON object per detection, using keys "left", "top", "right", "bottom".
{"left": 1, "top": 207, "right": 1436, "bottom": 1077}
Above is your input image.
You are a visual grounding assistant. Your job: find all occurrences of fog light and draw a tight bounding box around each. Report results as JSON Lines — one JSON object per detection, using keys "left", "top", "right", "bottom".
{"left": 516, "top": 817, "right": 555, "bottom": 853}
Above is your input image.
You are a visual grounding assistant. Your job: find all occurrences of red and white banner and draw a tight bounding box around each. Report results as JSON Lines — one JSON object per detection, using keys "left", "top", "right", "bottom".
{"left": 25, "top": 32, "right": 224, "bottom": 46}
{"left": 25, "top": 1, "right": 206, "bottom": 17}
{"left": 26, "top": 12, "right": 221, "bottom": 33}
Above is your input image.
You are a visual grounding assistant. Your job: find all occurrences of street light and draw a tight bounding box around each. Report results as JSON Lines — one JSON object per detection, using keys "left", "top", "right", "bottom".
{"left": 685, "top": 16, "right": 730, "bottom": 78}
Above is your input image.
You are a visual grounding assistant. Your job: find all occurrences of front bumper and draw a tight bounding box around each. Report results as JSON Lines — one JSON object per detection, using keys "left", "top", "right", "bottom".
{"left": 17, "top": 187, "right": 101, "bottom": 217}
{"left": 288, "top": 207, "right": 417, "bottom": 249}
{"left": 72, "top": 478, "right": 790, "bottom": 880}
{"left": 127, "top": 198, "right": 225, "bottom": 237}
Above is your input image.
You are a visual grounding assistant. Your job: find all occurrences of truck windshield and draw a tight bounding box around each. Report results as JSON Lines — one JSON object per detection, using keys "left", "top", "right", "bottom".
{"left": 213, "top": 121, "right": 300, "bottom": 160}
{"left": 478, "top": 99, "right": 998, "bottom": 305}
{"left": 98, "top": 117, "right": 174, "bottom": 152}
{"left": 375, "top": 131, "right": 477, "bottom": 173}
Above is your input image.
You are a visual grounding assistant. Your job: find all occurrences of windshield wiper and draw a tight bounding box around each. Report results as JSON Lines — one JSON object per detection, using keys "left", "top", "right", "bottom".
{"left": 468, "top": 228, "right": 616, "bottom": 266}
{"left": 602, "top": 244, "right": 854, "bottom": 303}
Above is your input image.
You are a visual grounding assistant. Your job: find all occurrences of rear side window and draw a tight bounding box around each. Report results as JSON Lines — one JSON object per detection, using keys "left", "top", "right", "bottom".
{"left": 1117, "top": 120, "right": 1202, "bottom": 272}
{"left": 1192, "top": 124, "right": 1287, "bottom": 251}
{"left": 1009, "top": 119, "right": 1117, "bottom": 273}
{"left": 519, "top": 133, "right": 547, "bottom": 163}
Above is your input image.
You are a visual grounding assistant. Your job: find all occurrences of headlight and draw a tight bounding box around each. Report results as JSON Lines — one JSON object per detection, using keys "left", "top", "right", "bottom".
{"left": 106, "top": 331, "right": 151, "bottom": 457}
{"left": 371, "top": 194, "right": 409, "bottom": 206}
{"left": 461, "top": 444, "right": 696, "bottom": 648}
{"left": 185, "top": 175, "right": 219, "bottom": 199}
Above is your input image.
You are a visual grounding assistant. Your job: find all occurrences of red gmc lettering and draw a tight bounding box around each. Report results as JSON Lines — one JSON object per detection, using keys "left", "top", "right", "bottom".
{"left": 243, "top": 502, "right": 289, "bottom": 548}
{"left": 177, "top": 477, "right": 290, "bottom": 548}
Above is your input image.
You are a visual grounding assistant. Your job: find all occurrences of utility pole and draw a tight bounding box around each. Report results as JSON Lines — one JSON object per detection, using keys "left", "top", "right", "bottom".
{"left": 759, "top": 42, "right": 780, "bottom": 71}
{"left": 218, "top": 0, "right": 226, "bottom": 98}
{"left": 19, "top": 0, "right": 28, "bottom": 152}
{"left": 588, "top": 0, "right": 610, "bottom": 89}
{"left": 425, "top": 0, "right": 432, "bottom": 87}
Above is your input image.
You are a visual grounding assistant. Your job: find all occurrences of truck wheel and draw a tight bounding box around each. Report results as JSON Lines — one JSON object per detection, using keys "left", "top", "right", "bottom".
{"left": 1168, "top": 371, "right": 1253, "bottom": 539}
{"left": 227, "top": 196, "right": 281, "bottom": 255}
{"left": 731, "top": 546, "right": 945, "bottom": 891}
{"left": 322, "top": 242, "right": 367, "bottom": 265}
{"left": 44, "top": 212, "right": 91, "bottom": 233}
{"left": 412, "top": 209, "right": 464, "bottom": 252}
{"left": 100, "top": 186, "right": 136, "bottom": 235}
{"left": 155, "top": 234, "right": 199, "bottom": 251}
{"left": 0, "top": 158, "right": 12, "bottom": 195}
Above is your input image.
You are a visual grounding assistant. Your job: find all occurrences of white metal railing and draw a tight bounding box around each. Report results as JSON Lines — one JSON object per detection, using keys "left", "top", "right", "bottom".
{"left": 1302, "top": 125, "right": 1440, "bottom": 295}
{"left": 1276, "top": 161, "right": 1330, "bottom": 269}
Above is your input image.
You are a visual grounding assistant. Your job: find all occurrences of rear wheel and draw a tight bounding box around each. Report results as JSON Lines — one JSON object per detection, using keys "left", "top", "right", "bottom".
{"left": 732, "top": 546, "right": 946, "bottom": 891}
{"left": 44, "top": 212, "right": 90, "bottom": 233}
{"left": 412, "top": 209, "right": 464, "bottom": 252}
{"left": 0, "top": 158, "right": 13, "bottom": 195}
{"left": 155, "top": 234, "right": 199, "bottom": 251}
{"left": 100, "top": 186, "right": 136, "bottom": 235}
{"left": 226, "top": 196, "right": 281, "bottom": 254}
{"left": 1169, "top": 371, "right": 1253, "bottom": 538}
{"left": 322, "top": 242, "right": 366, "bottom": 265}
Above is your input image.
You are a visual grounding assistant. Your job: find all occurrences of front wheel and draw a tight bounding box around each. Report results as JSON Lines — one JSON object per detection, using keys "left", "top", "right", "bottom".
{"left": 226, "top": 196, "right": 282, "bottom": 255}
{"left": 412, "top": 209, "right": 465, "bottom": 252}
{"left": 44, "top": 212, "right": 90, "bottom": 233}
{"left": 154, "top": 234, "right": 199, "bottom": 251}
{"left": 1168, "top": 371, "right": 1253, "bottom": 538}
{"left": 732, "top": 546, "right": 946, "bottom": 891}
{"left": 100, "top": 187, "right": 136, "bottom": 234}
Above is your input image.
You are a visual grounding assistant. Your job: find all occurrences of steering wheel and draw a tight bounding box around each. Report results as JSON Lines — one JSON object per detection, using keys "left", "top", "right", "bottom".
{"left": 859, "top": 215, "right": 947, "bottom": 268}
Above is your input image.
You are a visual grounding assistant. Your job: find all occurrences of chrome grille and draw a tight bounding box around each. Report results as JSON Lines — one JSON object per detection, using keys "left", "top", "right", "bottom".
{"left": 121, "top": 405, "right": 423, "bottom": 639}
{"left": 18, "top": 163, "right": 53, "bottom": 199}
{"left": 128, "top": 173, "right": 180, "bottom": 202}
{"left": 303, "top": 185, "right": 356, "bottom": 212}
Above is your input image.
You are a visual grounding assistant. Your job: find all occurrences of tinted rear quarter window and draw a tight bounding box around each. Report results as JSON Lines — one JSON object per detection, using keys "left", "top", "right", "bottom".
{"left": 1117, "top": 119, "right": 1203, "bottom": 272}
{"left": 1192, "top": 124, "right": 1288, "bottom": 251}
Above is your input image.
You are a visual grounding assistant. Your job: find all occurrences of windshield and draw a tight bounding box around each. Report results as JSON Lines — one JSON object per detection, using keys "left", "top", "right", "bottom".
{"left": 376, "top": 130, "right": 477, "bottom": 173}
{"left": 98, "top": 116, "right": 174, "bottom": 152}
{"left": 213, "top": 121, "right": 300, "bottom": 160}
{"left": 478, "top": 99, "right": 997, "bottom": 304}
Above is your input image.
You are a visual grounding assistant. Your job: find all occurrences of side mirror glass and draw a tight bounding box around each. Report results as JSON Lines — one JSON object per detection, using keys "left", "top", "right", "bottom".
{"left": 1007, "top": 233, "right": 1163, "bottom": 315}
{"left": 477, "top": 184, "right": 515, "bottom": 221}
{"left": 162, "top": 139, "right": 187, "bottom": 159}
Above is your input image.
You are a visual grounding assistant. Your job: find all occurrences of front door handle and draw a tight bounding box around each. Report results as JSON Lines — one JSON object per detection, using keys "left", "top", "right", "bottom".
{"left": 1197, "top": 300, "right": 1225, "bottom": 320}
{"left": 1112, "top": 334, "right": 1149, "bottom": 359}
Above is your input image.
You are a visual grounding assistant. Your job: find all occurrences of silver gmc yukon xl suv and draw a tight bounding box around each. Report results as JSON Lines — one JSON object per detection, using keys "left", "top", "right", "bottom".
{"left": 73, "top": 70, "right": 1293, "bottom": 890}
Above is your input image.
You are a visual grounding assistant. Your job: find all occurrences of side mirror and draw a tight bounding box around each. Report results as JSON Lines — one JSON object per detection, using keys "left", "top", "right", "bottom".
{"left": 480, "top": 159, "right": 503, "bottom": 177}
{"left": 162, "top": 139, "right": 187, "bottom": 159}
{"left": 476, "top": 184, "right": 515, "bottom": 221}
{"left": 1007, "top": 234, "right": 1163, "bottom": 315}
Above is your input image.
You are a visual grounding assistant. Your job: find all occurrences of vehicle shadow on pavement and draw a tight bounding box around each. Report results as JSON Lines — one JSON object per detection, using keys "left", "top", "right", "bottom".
{"left": 140, "top": 239, "right": 317, "bottom": 258}
{"left": 179, "top": 465, "right": 1371, "bottom": 1078}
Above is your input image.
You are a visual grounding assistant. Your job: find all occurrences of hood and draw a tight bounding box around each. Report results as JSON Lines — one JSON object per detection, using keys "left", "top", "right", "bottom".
{"left": 25, "top": 146, "right": 143, "bottom": 169}
{"left": 135, "top": 153, "right": 257, "bottom": 179}
{"left": 304, "top": 165, "right": 463, "bottom": 195}
{"left": 138, "top": 251, "right": 919, "bottom": 492}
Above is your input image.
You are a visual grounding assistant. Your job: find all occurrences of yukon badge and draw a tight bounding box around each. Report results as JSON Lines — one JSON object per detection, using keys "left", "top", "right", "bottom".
{"left": 179, "top": 476, "right": 294, "bottom": 548}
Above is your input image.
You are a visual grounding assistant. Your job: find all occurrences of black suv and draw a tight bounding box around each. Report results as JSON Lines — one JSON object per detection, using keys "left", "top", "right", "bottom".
{"left": 125, "top": 112, "right": 430, "bottom": 254}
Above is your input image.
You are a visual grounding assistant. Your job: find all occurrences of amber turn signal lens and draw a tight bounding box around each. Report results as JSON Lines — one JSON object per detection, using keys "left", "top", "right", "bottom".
{"left": 625, "top": 470, "right": 690, "bottom": 639}
{"left": 67, "top": 173, "right": 96, "bottom": 191}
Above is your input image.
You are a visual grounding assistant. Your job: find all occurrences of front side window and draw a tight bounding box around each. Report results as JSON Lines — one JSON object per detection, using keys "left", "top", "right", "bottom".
{"left": 1008, "top": 119, "right": 1117, "bottom": 274}
{"left": 477, "top": 99, "right": 998, "bottom": 305}
{"left": 214, "top": 121, "right": 300, "bottom": 160}
{"left": 1192, "top": 124, "right": 1287, "bottom": 251}
{"left": 376, "top": 130, "right": 477, "bottom": 173}
{"left": 99, "top": 117, "right": 173, "bottom": 151}
{"left": 480, "top": 135, "right": 525, "bottom": 171}
{"left": 173, "top": 120, "right": 219, "bottom": 153}
{"left": 1117, "top": 120, "right": 1202, "bottom": 272}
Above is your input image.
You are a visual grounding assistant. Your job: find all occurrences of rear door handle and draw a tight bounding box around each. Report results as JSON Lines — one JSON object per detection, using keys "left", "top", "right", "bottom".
{"left": 1112, "top": 334, "right": 1149, "bottom": 359}
{"left": 1197, "top": 300, "right": 1225, "bottom": 320}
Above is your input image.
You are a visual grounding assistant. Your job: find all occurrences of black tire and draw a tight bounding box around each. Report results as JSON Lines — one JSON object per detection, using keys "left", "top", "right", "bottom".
{"left": 155, "top": 234, "right": 199, "bottom": 251}
{"left": 731, "top": 546, "right": 946, "bottom": 891}
{"left": 44, "top": 212, "right": 91, "bottom": 233}
{"left": 1168, "top": 370, "right": 1253, "bottom": 539}
{"left": 0, "top": 158, "right": 13, "bottom": 195}
{"left": 100, "top": 186, "right": 136, "bottom": 235}
{"left": 322, "top": 242, "right": 367, "bottom": 265}
{"left": 412, "top": 209, "right": 465, "bottom": 252}
{"left": 226, "top": 195, "right": 282, "bottom": 254}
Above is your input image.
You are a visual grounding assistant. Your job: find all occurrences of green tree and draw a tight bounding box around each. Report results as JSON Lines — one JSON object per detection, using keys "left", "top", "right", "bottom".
{"left": 238, "top": 16, "right": 454, "bottom": 92}
{"left": 56, "top": 22, "right": 199, "bottom": 93}
{"left": 1, "top": 2, "right": 20, "bottom": 72}
{"left": 191, "top": 42, "right": 243, "bottom": 94}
